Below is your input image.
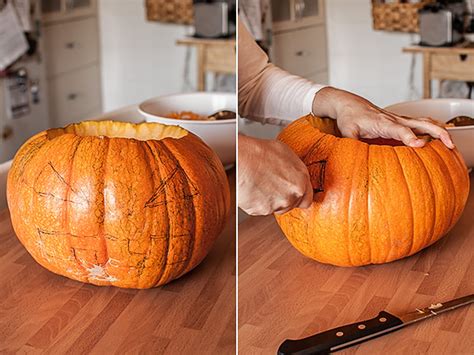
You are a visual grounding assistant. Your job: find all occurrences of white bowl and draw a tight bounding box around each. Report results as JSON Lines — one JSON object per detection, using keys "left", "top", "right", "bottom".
{"left": 139, "top": 92, "right": 236, "bottom": 166}
{"left": 385, "top": 99, "right": 474, "bottom": 167}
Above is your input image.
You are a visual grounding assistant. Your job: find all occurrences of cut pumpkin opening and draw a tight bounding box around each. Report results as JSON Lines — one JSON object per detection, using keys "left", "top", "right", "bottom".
{"left": 305, "top": 114, "right": 429, "bottom": 147}
{"left": 46, "top": 120, "right": 188, "bottom": 141}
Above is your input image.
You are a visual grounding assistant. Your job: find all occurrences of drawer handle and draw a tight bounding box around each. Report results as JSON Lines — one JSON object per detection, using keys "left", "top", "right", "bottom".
{"left": 65, "top": 42, "right": 76, "bottom": 49}
{"left": 1, "top": 125, "right": 13, "bottom": 140}
{"left": 67, "top": 93, "right": 78, "bottom": 100}
{"left": 295, "top": 50, "right": 309, "bottom": 57}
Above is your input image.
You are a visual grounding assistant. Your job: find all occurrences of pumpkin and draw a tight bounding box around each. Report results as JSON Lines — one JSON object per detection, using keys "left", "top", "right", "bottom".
{"left": 275, "top": 115, "right": 470, "bottom": 266}
{"left": 7, "top": 120, "right": 230, "bottom": 288}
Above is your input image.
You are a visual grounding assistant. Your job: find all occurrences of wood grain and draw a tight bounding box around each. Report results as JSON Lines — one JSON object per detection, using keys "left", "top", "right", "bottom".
{"left": 239, "top": 173, "right": 474, "bottom": 354}
{"left": 0, "top": 172, "right": 236, "bottom": 354}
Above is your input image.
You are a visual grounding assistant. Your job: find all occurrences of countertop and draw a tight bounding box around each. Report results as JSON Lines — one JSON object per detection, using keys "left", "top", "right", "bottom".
{"left": 239, "top": 173, "right": 473, "bottom": 354}
{"left": 0, "top": 172, "right": 236, "bottom": 354}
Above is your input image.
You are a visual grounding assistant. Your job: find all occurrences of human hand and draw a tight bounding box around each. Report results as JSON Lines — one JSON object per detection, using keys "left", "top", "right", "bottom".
{"left": 312, "top": 87, "right": 454, "bottom": 149}
{"left": 238, "top": 135, "right": 313, "bottom": 216}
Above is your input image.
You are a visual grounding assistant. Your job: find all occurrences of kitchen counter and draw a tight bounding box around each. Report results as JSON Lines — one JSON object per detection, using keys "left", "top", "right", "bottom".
{"left": 0, "top": 172, "right": 236, "bottom": 354}
{"left": 239, "top": 173, "right": 473, "bottom": 354}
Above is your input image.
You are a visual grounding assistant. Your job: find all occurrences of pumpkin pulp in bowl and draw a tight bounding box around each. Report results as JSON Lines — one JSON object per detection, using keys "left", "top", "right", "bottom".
{"left": 7, "top": 120, "right": 230, "bottom": 288}
{"left": 275, "top": 115, "right": 470, "bottom": 267}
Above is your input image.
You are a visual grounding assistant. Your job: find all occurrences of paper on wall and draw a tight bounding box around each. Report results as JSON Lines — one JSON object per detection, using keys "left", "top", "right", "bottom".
{"left": 13, "top": 0, "right": 33, "bottom": 32}
{"left": 0, "top": 3, "right": 28, "bottom": 71}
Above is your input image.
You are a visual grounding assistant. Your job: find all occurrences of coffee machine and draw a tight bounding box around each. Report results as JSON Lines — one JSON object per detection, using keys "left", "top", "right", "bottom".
{"left": 419, "top": 0, "right": 474, "bottom": 46}
{"left": 193, "top": 0, "right": 236, "bottom": 38}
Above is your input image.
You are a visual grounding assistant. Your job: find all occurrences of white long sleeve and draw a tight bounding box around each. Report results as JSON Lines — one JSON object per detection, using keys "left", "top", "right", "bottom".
{"left": 238, "top": 20, "right": 326, "bottom": 126}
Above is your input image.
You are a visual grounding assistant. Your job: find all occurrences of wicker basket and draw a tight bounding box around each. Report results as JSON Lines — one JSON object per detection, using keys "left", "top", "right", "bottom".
{"left": 371, "top": 1, "right": 433, "bottom": 33}
{"left": 145, "top": 0, "right": 194, "bottom": 25}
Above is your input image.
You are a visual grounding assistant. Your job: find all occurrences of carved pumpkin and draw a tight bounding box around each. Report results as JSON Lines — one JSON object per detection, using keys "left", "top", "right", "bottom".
{"left": 7, "top": 121, "right": 230, "bottom": 288}
{"left": 275, "top": 115, "right": 470, "bottom": 266}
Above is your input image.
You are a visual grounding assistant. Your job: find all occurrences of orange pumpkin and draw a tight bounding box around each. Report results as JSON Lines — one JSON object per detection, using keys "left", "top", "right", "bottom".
{"left": 7, "top": 121, "right": 230, "bottom": 288}
{"left": 275, "top": 115, "right": 470, "bottom": 266}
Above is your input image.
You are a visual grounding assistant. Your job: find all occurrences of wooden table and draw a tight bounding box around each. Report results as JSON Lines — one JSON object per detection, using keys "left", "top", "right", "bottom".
{"left": 0, "top": 172, "right": 236, "bottom": 354}
{"left": 239, "top": 173, "right": 474, "bottom": 354}
{"left": 403, "top": 45, "right": 474, "bottom": 99}
{"left": 177, "top": 37, "right": 236, "bottom": 91}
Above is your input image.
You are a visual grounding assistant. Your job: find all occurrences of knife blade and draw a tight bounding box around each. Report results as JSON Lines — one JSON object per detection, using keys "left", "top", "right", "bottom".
{"left": 278, "top": 294, "right": 473, "bottom": 355}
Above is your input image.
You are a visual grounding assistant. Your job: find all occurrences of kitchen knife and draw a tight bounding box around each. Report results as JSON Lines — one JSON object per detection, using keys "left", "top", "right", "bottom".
{"left": 278, "top": 294, "right": 473, "bottom": 355}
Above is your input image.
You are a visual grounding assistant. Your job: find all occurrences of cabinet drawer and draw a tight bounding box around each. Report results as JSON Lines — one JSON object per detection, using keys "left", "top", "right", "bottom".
{"left": 48, "top": 65, "right": 102, "bottom": 125}
{"left": 431, "top": 54, "right": 474, "bottom": 81}
{"left": 272, "top": 25, "right": 327, "bottom": 77}
{"left": 44, "top": 17, "right": 99, "bottom": 77}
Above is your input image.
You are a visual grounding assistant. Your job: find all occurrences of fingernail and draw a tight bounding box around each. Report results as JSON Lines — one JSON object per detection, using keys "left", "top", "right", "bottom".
{"left": 409, "top": 138, "right": 424, "bottom": 147}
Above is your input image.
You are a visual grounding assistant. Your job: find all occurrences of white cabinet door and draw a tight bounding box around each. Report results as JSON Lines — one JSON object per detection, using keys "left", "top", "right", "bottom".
{"left": 272, "top": 25, "right": 328, "bottom": 78}
{"left": 41, "top": 0, "right": 96, "bottom": 24}
{"left": 272, "top": 0, "right": 325, "bottom": 32}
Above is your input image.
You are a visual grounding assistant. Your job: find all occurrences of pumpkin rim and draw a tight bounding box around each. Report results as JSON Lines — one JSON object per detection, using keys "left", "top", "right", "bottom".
{"left": 46, "top": 120, "right": 189, "bottom": 141}
{"left": 304, "top": 115, "right": 434, "bottom": 148}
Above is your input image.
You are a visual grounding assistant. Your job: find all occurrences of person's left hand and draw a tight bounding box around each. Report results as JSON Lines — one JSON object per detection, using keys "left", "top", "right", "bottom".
{"left": 312, "top": 87, "right": 454, "bottom": 149}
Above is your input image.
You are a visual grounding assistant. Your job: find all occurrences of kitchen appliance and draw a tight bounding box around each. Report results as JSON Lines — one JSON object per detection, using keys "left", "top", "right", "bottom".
{"left": 193, "top": 0, "right": 236, "bottom": 38}
{"left": 419, "top": 1, "right": 465, "bottom": 46}
{"left": 0, "top": 0, "right": 50, "bottom": 164}
{"left": 278, "top": 294, "right": 473, "bottom": 354}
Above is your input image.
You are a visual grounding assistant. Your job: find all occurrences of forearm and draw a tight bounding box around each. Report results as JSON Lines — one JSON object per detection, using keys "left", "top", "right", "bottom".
{"left": 239, "top": 64, "right": 325, "bottom": 124}
{"left": 238, "top": 19, "right": 324, "bottom": 125}
{"left": 311, "top": 86, "right": 375, "bottom": 119}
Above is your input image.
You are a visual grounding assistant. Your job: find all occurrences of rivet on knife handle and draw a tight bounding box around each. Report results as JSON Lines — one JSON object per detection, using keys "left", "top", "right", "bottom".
{"left": 277, "top": 311, "right": 403, "bottom": 355}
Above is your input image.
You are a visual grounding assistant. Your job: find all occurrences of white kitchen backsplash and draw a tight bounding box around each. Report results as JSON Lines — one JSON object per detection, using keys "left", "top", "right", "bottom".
{"left": 98, "top": 0, "right": 198, "bottom": 112}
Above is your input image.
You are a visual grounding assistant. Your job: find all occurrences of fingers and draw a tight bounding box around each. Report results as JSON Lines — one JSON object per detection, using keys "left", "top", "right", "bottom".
{"left": 399, "top": 117, "right": 455, "bottom": 149}
{"left": 383, "top": 123, "right": 426, "bottom": 148}
{"left": 296, "top": 175, "right": 314, "bottom": 209}
{"left": 274, "top": 173, "right": 314, "bottom": 215}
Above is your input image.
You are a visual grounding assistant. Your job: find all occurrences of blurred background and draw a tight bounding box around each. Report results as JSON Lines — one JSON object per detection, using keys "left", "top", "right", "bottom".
{"left": 239, "top": 0, "right": 474, "bottom": 139}
{"left": 0, "top": 0, "right": 236, "bottom": 164}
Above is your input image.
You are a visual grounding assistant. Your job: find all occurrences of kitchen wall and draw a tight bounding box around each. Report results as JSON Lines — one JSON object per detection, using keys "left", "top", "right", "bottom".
{"left": 325, "top": 0, "right": 423, "bottom": 108}
{"left": 98, "top": 0, "right": 197, "bottom": 112}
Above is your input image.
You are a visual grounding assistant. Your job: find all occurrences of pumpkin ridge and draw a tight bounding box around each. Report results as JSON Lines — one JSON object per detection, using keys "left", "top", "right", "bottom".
{"left": 364, "top": 141, "right": 372, "bottom": 264}
{"left": 393, "top": 148, "right": 415, "bottom": 257}
{"left": 136, "top": 141, "right": 156, "bottom": 288}
{"left": 159, "top": 139, "right": 197, "bottom": 281}
{"left": 13, "top": 133, "right": 49, "bottom": 180}
{"left": 411, "top": 147, "right": 438, "bottom": 247}
{"left": 425, "top": 144, "right": 457, "bottom": 231}
{"left": 334, "top": 139, "right": 354, "bottom": 266}
{"left": 144, "top": 141, "right": 171, "bottom": 286}
{"left": 98, "top": 138, "right": 111, "bottom": 282}
{"left": 62, "top": 136, "right": 87, "bottom": 279}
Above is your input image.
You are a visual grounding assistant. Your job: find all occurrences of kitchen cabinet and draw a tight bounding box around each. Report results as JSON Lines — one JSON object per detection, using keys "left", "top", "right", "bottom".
{"left": 270, "top": 0, "right": 328, "bottom": 84}
{"left": 41, "top": 0, "right": 96, "bottom": 24}
{"left": 271, "top": 0, "right": 325, "bottom": 32}
{"left": 41, "top": 1, "right": 102, "bottom": 126}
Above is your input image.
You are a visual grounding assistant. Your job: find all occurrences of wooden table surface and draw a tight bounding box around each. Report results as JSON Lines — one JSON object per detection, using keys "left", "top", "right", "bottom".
{"left": 0, "top": 172, "right": 236, "bottom": 354}
{"left": 239, "top": 173, "right": 474, "bottom": 354}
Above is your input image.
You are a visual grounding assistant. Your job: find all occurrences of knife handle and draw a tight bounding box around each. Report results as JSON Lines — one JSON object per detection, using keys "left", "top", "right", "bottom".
{"left": 278, "top": 311, "right": 403, "bottom": 355}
